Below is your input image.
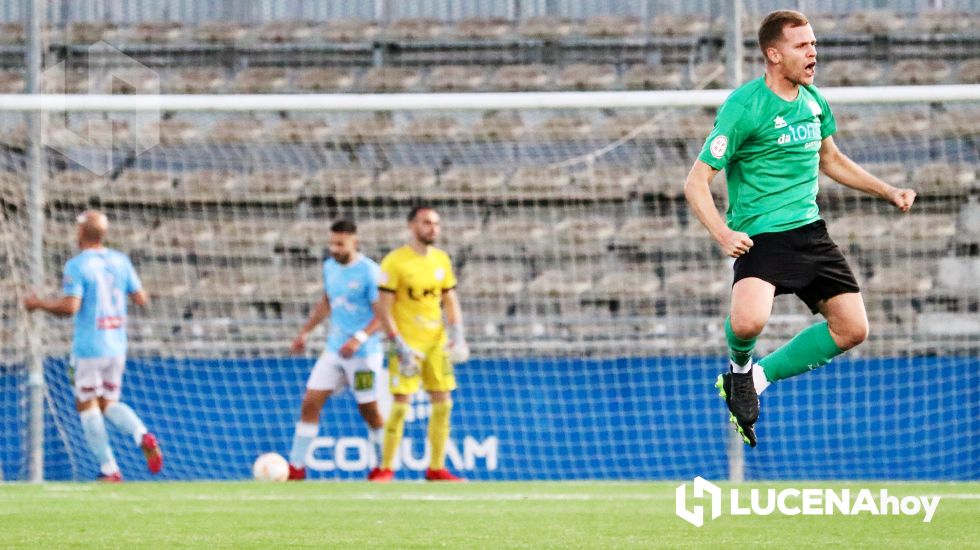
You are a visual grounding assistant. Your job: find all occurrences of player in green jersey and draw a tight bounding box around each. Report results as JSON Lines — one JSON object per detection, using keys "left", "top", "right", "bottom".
{"left": 684, "top": 10, "right": 917, "bottom": 447}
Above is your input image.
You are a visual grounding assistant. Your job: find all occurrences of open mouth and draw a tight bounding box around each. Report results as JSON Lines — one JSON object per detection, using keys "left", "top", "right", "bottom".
{"left": 804, "top": 62, "right": 816, "bottom": 77}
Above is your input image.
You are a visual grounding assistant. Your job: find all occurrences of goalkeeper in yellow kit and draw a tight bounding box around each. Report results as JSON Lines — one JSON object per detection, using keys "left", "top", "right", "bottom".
{"left": 368, "top": 205, "right": 469, "bottom": 482}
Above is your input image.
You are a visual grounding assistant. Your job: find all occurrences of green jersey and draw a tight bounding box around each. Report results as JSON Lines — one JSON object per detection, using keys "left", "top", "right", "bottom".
{"left": 698, "top": 77, "right": 836, "bottom": 237}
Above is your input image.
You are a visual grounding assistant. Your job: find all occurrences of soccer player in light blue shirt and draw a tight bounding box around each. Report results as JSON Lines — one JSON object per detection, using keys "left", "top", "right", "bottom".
{"left": 287, "top": 219, "right": 385, "bottom": 480}
{"left": 24, "top": 211, "right": 163, "bottom": 481}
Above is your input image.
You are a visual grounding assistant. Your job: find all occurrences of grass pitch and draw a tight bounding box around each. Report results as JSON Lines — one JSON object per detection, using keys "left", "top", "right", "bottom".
{"left": 0, "top": 481, "right": 977, "bottom": 548}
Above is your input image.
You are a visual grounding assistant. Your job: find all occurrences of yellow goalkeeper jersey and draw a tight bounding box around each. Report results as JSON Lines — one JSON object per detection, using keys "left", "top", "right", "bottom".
{"left": 379, "top": 245, "right": 457, "bottom": 346}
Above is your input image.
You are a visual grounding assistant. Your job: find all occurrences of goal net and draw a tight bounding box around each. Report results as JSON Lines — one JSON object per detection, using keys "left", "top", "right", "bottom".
{"left": 1, "top": 86, "right": 977, "bottom": 482}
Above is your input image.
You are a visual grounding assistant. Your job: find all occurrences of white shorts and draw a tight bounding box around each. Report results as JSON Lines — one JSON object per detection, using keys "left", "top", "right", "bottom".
{"left": 306, "top": 351, "right": 384, "bottom": 405}
{"left": 71, "top": 355, "right": 126, "bottom": 402}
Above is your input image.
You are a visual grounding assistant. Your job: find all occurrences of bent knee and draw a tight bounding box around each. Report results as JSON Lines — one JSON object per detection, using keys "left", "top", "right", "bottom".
{"left": 835, "top": 320, "right": 869, "bottom": 351}
{"left": 729, "top": 315, "right": 767, "bottom": 340}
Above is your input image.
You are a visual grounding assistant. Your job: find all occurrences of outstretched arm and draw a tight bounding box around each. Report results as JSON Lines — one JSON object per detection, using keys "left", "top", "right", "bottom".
{"left": 684, "top": 160, "right": 754, "bottom": 258}
{"left": 23, "top": 292, "right": 80, "bottom": 317}
{"left": 819, "top": 136, "right": 916, "bottom": 211}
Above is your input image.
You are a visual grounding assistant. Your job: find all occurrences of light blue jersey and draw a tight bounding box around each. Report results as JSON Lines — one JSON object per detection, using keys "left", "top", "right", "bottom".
{"left": 62, "top": 248, "right": 142, "bottom": 358}
{"left": 323, "top": 255, "right": 381, "bottom": 357}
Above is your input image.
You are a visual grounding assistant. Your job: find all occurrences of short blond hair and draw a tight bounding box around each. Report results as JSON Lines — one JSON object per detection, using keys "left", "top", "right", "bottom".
{"left": 758, "top": 10, "right": 809, "bottom": 56}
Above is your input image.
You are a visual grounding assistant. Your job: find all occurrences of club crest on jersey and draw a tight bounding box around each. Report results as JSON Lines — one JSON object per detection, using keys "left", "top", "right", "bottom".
{"left": 434, "top": 267, "right": 445, "bottom": 281}
{"left": 709, "top": 136, "right": 728, "bottom": 159}
{"left": 807, "top": 100, "right": 822, "bottom": 119}
{"left": 773, "top": 116, "right": 787, "bottom": 129}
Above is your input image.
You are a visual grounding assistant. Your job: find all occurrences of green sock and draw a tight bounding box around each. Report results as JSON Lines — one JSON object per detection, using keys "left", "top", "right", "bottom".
{"left": 725, "top": 316, "right": 757, "bottom": 368}
{"left": 758, "top": 321, "right": 843, "bottom": 382}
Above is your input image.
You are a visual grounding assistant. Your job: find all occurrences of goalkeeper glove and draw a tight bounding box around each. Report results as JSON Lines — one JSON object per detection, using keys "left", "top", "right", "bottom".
{"left": 390, "top": 334, "right": 422, "bottom": 377}
{"left": 446, "top": 324, "right": 470, "bottom": 364}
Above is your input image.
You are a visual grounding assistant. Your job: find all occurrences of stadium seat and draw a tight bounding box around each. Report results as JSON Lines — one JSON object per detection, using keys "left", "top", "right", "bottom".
{"left": 307, "top": 167, "right": 375, "bottom": 199}
{"left": 690, "top": 62, "right": 726, "bottom": 89}
{"left": 826, "top": 214, "right": 894, "bottom": 251}
{"left": 467, "top": 112, "right": 526, "bottom": 140}
{"left": 175, "top": 170, "right": 240, "bottom": 202}
{"left": 638, "top": 165, "right": 690, "bottom": 198}
{"left": 231, "top": 68, "right": 290, "bottom": 93}
{"left": 648, "top": 14, "right": 710, "bottom": 38}
{"left": 819, "top": 60, "right": 883, "bottom": 87}
{"left": 529, "top": 115, "right": 593, "bottom": 140}
{"left": 555, "top": 64, "right": 618, "bottom": 91}
{"left": 384, "top": 18, "right": 445, "bottom": 41}
{"left": 913, "top": 10, "right": 973, "bottom": 34}
{"left": 910, "top": 162, "right": 976, "bottom": 196}
{"left": 193, "top": 22, "right": 250, "bottom": 44}
{"left": 107, "top": 68, "right": 158, "bottom": 94}
{"left": 459, "top": 260, "right": 526, "bottom": 318}
{"left": 210, "top": 118, "right": 267, "bottom": 144}
{"left": 123, "top": 21, "right": 185, "bottom": 44}
{"left": 152, "top": 119, "right": 204, "bottom": 145}
{"left": 866, "top": 265, "right": 934, "bottom": 294}
{"left": 321, "top": 19, "right": 379, "bottom": 42}
{"left": 516, "top": 16, "right": 575, "bottom": 40}
{"left": 552, "top": 216, "right": 617, "bottom": 257}
{"left": 573, "top": 165, "right": 640, "bottom": 199}
{"left": 508, "top": 166, "right": 573, "bottom": 198}
{"left": 438, "top": 166, "right": 507, "bottom": 197}
{"left": 933, "top": 107, "right": 980, "bottom": 138}
{"left": 42, "top": 68, "right": 88, "bottom": 93}
{"left": 272, "top": 119, "right": 332, "bottom": 143}
{"left": 148, "top": 218, "right": 218, "bottom": 256}
{"left": 452, "top": 17, "right": 512, "bottom": 40}
{"left": 480, "top": 217, "right": 553, "bottom": 258}
{"left": 66, "top": 21, "right": 116, "bottom": 43}
{"left": 820, "top": 162, "right": 906, "bottom": 198}
{"left": 845, "top": 10, "right": 905, "bottom": 34}
{"left": 278, "top": 220, "right": 329, "bottom": 255}
{"left": 587, "top": 270, "right": 661, "bottom": 311}
{"left": 955, "top": 199, "right": 980, "bottom": 241}
{"left": 239, "top": 170, "right": 307, "bottom": 202}
{"left": 890, "top": 59, "right": 951, "bottom": 85}
{"left": 622, "top": 64, "right": 683, "bottom": 90}
{"left": 359, "top": 67, "right": 423, "bottom": 93}
{"left": 257, "top": 20, "right": 316, "bottom": 43}
{"left": 376, "top": 166, "right": 438, "bottom": 197}
{"left": 870, "top": 110, "right": 931, "bottom": 136}
{"left": 0, "top": 22, "right": 24, "bottom": 44}
{"left": 527, "top": 268, "right": 594, "bottom": 315}
{"left": 404, "top": 115, "right": 462, "bottom": 141}
{"left": 957, "top": 58, "right": 980, "bottom": 84}
{"left": 293, "top": 68, "right": 357, "bottom": 92}
{"left": 338, "top": 116, "right": 396, "bottom": 142}
{"left": 0, "top": 70, "right": 24, "bottom": 93}
{"left": 491, "top": 65, "right": 552, "bottom": 91}
{"left": 168, "top": 68, "right": 227, "bottom": 94}
{"left": 354, "top": 218, "right": 412, "bottom": 256}
{"left": 425, "top": 65, "right": 488, "bottom": 92}
{"left": 46, "top": 119, "right": 129, "bottom": 148}
{"left": 582, "top": 15, "right": 640, "bottom": 38}
{"left": 47, "top": 170, "right": 110, "bottom": 202}
{"left": 113, "top": 170, "right": 175, "bottom": 202}
{"left": 613, "top": 215, "right": 684, "bottom": 253}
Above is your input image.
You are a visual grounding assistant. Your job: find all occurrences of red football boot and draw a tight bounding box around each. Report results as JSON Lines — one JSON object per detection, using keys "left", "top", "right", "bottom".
{"left": 288, "top": 464, "right": 306, "bottom": 481}
{"left": 367, "top": 467, "right": 394, "bottom": 482}
{"left": 424, "top": 468, "right": 464, "bottom": 482}
{"left": 140, "top": 432, "right": 163, "bottom": 474}
{"left": 97, "top": 471, "right": 123, "bottom": 483}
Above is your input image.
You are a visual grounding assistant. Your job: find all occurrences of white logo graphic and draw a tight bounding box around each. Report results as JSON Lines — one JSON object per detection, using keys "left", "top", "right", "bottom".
{"left": 709, "top": 136, "right": 728, "bottom": 159}
{"left": 43, "top": 41, "right": 161, "bottom": 175}
{"left": 434, "top": 267, "right": 446, "bottom": 282}
{"left": 675, "top": 477, "right": 941, "bottom": 526}
{"left": 807, "top": 100, "right": 822, "bottom": 119}
{"left": 773, "top": 116, "right": 787, "bottom": 129}
{"left": 676, "top": 476, "right": 723, "bottom": 527}
{"left": 306, "top": 435, "right": 498, "bottom": 472}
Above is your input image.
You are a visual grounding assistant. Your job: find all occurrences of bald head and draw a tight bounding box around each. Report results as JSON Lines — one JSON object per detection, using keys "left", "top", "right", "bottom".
{"left": 76, "top": 210, "right": 108, "bottom": 247}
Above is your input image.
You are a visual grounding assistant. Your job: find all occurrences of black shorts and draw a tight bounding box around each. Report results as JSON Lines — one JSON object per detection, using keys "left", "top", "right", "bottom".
{"left": 733, "top": 219, "right": 860, "bottom": 314}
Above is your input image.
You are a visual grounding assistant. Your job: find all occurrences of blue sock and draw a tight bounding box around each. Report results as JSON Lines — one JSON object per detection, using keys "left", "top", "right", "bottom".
{"left": 103, "top": 402, "right": 147, "bottom": 446}
{"left": 79, "top": 408, "right": 118, "bottom": 475}
{"left": 289, "top": 422, "right": 318, "bottom": 468}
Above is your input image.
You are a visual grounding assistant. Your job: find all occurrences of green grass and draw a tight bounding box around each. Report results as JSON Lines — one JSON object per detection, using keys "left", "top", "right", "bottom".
{"left": 0, "top": 481, "right": 977, "bottom": 548}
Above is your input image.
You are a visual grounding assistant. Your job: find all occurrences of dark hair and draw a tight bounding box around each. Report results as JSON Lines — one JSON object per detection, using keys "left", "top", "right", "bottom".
{"left": 330, "top": 219, "right": 357, "bottom": 234}
{"left": 758, "top": 10, "right": 809, "bottom": 56}
{"left": 407, "top": 205, "right": 435, "bottom": 221}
